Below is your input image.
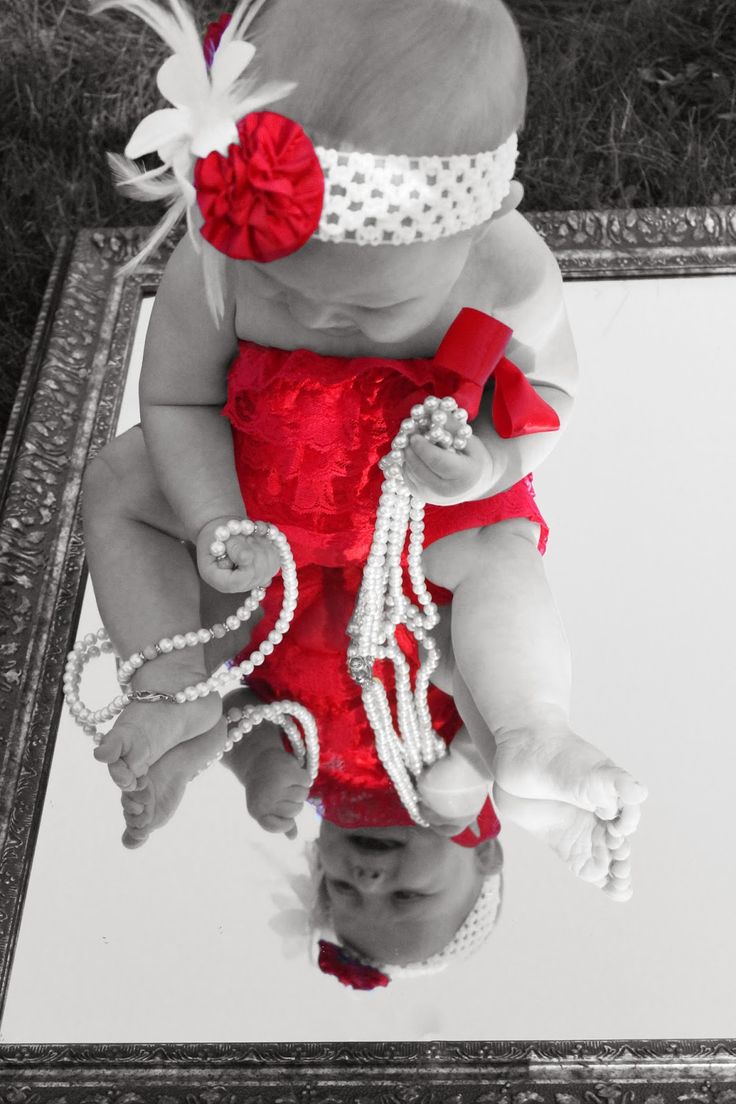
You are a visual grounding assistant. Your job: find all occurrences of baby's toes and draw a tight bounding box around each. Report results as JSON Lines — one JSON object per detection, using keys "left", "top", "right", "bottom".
{"left": 606, "top": 802, "right": 641, "bottom": 839}
{"left": 94, "top": 727, "right": 126, "bottom": 765}
{"left": 122, "top": 825, "right": 150, "bottom": 850}
{"left": 609, "top": 856, "right": 631, "bottom": 882}
{"left": 120, "top": 792, "right": 145, "bottom": 816}
{"left": 586, "top": 763, "right": 638, "bottom": 820}
{"left": 608, "top": 837, "right": 631, "bottom": 860}
{"left": 616, "top": 774, "right": 648, "bottom": 806}
{"left": 108, "top": 757, "right": 140, "bottom": 792}
{"left": 121, "top": 778, "right": 154, "bottom": 827}
{"left": 577, "top": 823, "right": 613, "bottom": 882}
{"left": 603, "top": 876, "right": 633, "bottom": 902}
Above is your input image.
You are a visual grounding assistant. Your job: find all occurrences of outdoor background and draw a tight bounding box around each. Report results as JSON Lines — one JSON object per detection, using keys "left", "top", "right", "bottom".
{"left": 1, "top": 0, "right": 735, "bottom": 439}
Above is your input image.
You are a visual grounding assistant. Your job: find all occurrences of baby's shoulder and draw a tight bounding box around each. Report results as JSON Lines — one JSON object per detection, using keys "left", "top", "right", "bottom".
{"left": 464, "top": 212, "right": 564, "bottom": 342}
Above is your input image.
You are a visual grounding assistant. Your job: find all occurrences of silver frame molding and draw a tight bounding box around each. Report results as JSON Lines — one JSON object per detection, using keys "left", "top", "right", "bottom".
{"left": 1, "top": 210, "right": 736, "bottom": 1097}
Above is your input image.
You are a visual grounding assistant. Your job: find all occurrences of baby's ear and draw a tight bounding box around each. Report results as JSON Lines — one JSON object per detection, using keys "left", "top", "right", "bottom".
{"left": 473, "top": 838, "right": 504, "bottom": 876}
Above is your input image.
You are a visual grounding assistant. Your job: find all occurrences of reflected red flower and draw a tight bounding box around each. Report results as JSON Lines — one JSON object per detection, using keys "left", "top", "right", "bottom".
{"left": 317, "top": 940, "right": 390, "bottom": 990}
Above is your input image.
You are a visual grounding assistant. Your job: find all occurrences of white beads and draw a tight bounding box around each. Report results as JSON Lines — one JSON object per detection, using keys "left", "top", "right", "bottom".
{"left": 214, "top": 701, "right": 319, "bottom": 782}
{"left": 347, "top": 394, "right": 473, "bottom": 826}
{"left": 64, "top": 519, "right": 300, "bottom": 745}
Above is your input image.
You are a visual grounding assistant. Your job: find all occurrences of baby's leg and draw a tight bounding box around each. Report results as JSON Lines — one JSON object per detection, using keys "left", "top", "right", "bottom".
{"left": 82, "top": 427, "right": 255, "bottom": 790}
{"left": 422, "top": 519, "right": 646, "bottom": 818}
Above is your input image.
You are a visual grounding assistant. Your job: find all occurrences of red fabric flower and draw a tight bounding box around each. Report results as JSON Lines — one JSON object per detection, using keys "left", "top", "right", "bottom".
{"left": 195, "top": 111, "right": 325, "bottom": 263}
{"left": 203, "top": 13, "right": 231, "bottom": 67}
{"left": 318, "top": 940, "right": 390, "bottom": 990}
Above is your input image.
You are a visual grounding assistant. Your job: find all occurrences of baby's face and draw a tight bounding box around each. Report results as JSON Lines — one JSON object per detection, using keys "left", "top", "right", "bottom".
{"left": 248, "top": 231, "right": 478, "bottom": 345}
{"left": 316, "top": 822, "right": 489, "bottom": 965}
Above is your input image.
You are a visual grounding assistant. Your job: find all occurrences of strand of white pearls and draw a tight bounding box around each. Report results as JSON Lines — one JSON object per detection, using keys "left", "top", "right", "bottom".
{"left": 347, "top": 395, "right": 472, "bottom": 826}
{"left": 64, "top": 519, "right": 300, "bottom": 742}
{"left": 202, "top": 700, "right": 320, "bottom": 782}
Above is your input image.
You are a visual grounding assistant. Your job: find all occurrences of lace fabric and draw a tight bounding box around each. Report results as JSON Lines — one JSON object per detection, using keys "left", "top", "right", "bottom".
{"left": 225, "top": 338, "right": 547, "bottom": 830}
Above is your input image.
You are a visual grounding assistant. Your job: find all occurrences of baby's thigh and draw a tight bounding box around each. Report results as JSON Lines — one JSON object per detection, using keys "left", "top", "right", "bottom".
{"left": 421, "top": 517, "right": 542, "bottom": 593}
{"left": 83, "top": 425, "right": 187, "bottom": 541}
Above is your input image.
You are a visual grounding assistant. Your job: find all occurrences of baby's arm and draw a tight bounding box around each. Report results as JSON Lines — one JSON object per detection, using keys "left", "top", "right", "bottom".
{"left": 472, "top": 213, "right": 578, "bottom": 493}
{"left": 139, "top": 237, "right": 278, "bottom": 590}
{"left": 140, "top": 234, "right": 242, "bottom": 537}
{"left": 405, "top": 214, "right": 577, "bottom": 502}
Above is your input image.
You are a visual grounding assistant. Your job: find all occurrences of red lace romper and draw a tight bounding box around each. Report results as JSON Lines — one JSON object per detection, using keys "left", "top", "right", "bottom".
{"left": 223, "top": 309, "right": 556, "bottom": 843}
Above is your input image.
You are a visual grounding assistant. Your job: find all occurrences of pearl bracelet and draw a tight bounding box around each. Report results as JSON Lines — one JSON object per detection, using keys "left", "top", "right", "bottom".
{"left": 64, "top": 519, "right": 299, "bottom": 742}
{"left": 347, "top": 395, "right": 473, "bottom": 827}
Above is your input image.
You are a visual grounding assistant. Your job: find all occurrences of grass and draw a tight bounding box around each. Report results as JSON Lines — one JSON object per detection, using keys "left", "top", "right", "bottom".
{"left": 1, "top": 0, "right": 735, "bottom": 437}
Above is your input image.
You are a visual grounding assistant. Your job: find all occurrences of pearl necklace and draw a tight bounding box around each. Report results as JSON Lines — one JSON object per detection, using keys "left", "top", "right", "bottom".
{"left": 63, "top": 519, "right": 309, "bottom": 745}
{"left": 347, "top": 395, "right": 472, "bottom": 826}
{"left": 219, "top": 699, "right": 320, "bottom": 782}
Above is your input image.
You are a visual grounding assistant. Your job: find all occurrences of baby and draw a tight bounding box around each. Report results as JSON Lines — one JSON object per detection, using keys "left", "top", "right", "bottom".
{"left": 82, "top": 0, "right": 646, "bottom": 961}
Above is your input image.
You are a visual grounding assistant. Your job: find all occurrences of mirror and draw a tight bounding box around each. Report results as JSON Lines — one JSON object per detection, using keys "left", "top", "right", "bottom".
{"left": 0, "top": 213, "right": 735, "bottom": 1091}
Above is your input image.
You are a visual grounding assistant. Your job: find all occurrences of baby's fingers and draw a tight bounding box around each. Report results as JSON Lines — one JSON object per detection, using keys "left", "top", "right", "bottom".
{"left": 417, "top": 800, "right": 479, "bottom": 838}
{"left": 228, "top": 536, "right": 280, "bottom": 581}
{"left": 409, "top": 434, "right": 469, "bottom": 478}
{"left": 258, "top": 813, "right": 298, "bottom": 838}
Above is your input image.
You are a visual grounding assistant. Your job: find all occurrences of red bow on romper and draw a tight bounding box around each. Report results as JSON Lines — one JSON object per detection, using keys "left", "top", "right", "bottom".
{"left": 424, "top": 306, "right": 560, "bottom": 436}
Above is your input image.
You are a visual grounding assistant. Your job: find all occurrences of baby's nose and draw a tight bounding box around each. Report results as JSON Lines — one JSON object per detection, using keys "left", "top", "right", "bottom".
{"left": 350, "top": 862, "right": 386, "bottom": 888}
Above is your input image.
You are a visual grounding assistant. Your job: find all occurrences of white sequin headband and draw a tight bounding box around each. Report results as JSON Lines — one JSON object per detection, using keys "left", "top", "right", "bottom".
{"left": 315, "top": 136, "right": 518, "bottom": 247}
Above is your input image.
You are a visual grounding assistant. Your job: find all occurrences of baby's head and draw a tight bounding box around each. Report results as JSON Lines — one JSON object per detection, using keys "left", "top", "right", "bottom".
{"left": 313, "top": 821, "right": 503, "bottom": 977}
{"left": 110, "top": 0, "right": 528, "bottom": 324}
{"left": 248, "top": 0, "right": 526, "bottom": 157}
{"left": 239, "top": 0, "right": 527, "bottom": 341}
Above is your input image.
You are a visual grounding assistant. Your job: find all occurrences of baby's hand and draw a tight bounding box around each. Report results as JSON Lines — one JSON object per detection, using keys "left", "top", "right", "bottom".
{"left": 196, "top": 516, "right": 281, "bottom": 595}
{"left": 403, "top": 422, "right": 493, "bottom": 505}
{"left": 243, "top": 734, "right": 310, "bottom": 840}
{"left": 417, "top": 800, "right": 482, "bottom": 840}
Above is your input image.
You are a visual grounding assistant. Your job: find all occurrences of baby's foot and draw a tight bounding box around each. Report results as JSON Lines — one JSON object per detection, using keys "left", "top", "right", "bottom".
{"left": 120, "top": 716, "right": 228, "bottom": 848}
{"left": 492, "top": 716, "right": 647, "bottom": 823}
{"left": 492, "top": 784, "right": 636, "bottom": 900}
{"left": 94, "top": 662, "right": 223, "bottom": 790}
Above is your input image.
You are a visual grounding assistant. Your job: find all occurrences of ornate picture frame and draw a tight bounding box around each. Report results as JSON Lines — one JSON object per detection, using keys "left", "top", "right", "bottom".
{"left": 1, "top": 208, "right": 736, "bottom": 1099}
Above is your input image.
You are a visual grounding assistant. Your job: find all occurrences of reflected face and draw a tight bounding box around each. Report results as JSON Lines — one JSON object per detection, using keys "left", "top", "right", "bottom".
{"left": 316, "top": 823, "right": 488, "bottom": 965}
{"left": 249, "top": 232, "right": 477, "bottom": 344}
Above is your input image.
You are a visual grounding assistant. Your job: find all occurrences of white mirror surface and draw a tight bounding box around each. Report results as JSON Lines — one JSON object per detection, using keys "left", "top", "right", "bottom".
{"left": 2, "top": 276, "right": 735, "bottom": 1042}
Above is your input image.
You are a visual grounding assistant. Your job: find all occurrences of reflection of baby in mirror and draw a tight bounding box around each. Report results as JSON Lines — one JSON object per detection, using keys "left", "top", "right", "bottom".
{"left": 77, "top": 0, "right": 648, "bottom": 976}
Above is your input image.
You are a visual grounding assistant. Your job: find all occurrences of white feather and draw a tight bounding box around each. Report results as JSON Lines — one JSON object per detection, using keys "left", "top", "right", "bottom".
{"left": 107, "top": 153, "right": 180, "bottom": 201}
{"left": 227, "top": 79, "right": 297, "bottom": 122}
{"left": 91, "top": 0, "right": 208, "bottom": 97}
{"left": 201, "top": 239, "right": 226, "bottom": 323}
{"left": 94, "top": 0, "right": 300, "bottom": 294}
{"left": 156, "top": 54, "right": 199, "bottom": 109}
{"left": 209, "top": 39, "right": 256, "bottom": 94}
{"left": 114, "top": 194, "right": 188, "bottom": 277}
{"left": 124, "top": 107, "right": 189, "bottom": 159}
{"left": 224, "top": 0, "right": 271, "bottom": 45}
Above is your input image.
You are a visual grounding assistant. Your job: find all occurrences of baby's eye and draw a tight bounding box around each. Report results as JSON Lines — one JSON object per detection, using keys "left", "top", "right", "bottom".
{"left": 392, "top": 890, "right": 424, "bottom": 901}
{"left": 330, "top": 878, "right": 357, "bottom": 894}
